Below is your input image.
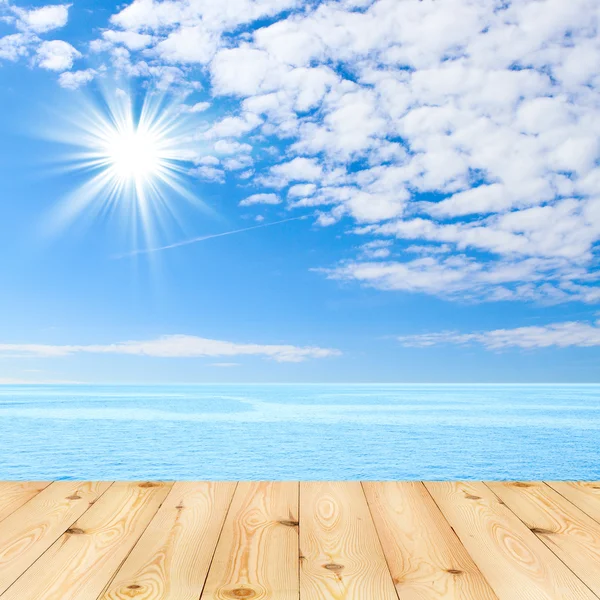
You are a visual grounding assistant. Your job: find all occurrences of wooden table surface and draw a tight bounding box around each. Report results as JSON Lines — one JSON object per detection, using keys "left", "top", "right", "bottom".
{"left": 0, "top": 481, "right": 599, "bottom": 599}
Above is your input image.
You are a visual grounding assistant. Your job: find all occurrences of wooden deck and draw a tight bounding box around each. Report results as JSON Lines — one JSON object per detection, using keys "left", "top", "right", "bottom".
{"left": 0, "top": 482, "right": 599, "bottom": 599}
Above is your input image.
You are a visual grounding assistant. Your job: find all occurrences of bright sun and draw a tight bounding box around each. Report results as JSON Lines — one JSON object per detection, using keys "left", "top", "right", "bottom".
{"left": 104, "top": 126, "right": 162, "bottom": 182}
{"left": 49, "top": 89, "right": 204, "bottom": 246}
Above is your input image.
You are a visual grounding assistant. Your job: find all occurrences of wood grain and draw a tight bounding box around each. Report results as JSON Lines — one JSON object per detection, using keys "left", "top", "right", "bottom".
{"left": 101, "top": 482, "right": 236, "bottom": 600}
{"left": 300, "top": 481, "right": 397, "bottom": 600}
{"left": 0, "top": 481, "right": 111, "bottom": 595}
{"left": 425, "top": 481, "right": 598, "bottom": 600}
{"left": 364, "top": 481, "right": 497, "bottom": 599}
{"left": 201, "top": 481, "right": 299, "bottom": 600}
{"left": 488, "top": 481, "right": 600, "bottom": 596}
{"left": 546, "top": 481, "right": 600, "bottom": 523}
{"left": 0, "top": 481, "right": 171, "bottom": 600}
{"left": 0, "top": 482, "right": 50, "bottom": 523}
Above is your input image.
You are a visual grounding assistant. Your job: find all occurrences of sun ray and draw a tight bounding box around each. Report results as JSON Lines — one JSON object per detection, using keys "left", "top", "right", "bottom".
{"left": 43, "top": 86, "right": 212, "bottom": 248}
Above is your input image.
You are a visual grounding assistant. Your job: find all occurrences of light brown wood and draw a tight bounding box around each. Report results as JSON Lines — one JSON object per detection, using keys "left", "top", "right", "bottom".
{"left": 0, "top": 482, "right": 50, "bottom": 523}
{"left": 300, "top": 481, "right": 397, "bottom": 600}
{"left": 364, "top": 481, "right": 497, "bottom": 599}
{"left": 546, "top": 481, "right": 600, "bottom": 523}
{"left": 0, "top": 481, "right": 171, "bottom": 600}
{"left": 0, "top": 481, "right": 599, "bottom": 600}
{"left": 425, "top": 481, "right": 598, "bottom": 600}
{"left": 201, "top": 481, "right": 299, "bottom": 600}
{"left": 488, "top": 481, "right": 600, "bottom": 596}
{"left": 0, "top": 481, "right": 111, "bottom": 596}
{"left": 101, "top": 482, "right": 236, "bottom": 600}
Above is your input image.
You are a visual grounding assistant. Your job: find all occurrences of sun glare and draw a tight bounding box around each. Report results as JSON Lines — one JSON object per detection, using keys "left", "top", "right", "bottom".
{"left": 48, "top": 88, "right": 206, "bottom": 247}
{"left": 105, "top": 126, "right": 161, "bottom": 182}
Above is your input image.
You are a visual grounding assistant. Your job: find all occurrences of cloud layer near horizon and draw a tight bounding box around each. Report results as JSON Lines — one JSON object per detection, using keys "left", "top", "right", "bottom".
{"left": 0, "top": 335, "right": 341, "bottom": 362}
{"left": 398, "top": 320, "right": 600, "bottom": 350}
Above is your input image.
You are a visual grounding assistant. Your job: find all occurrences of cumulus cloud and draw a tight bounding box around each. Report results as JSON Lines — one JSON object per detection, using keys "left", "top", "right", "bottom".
{"left": 0, "top": 334, "right": 341, "bottom": 363}
{"left": 5, "top": 0, "right": 600, "bottom": 305}
{"left": 397, "top": 320, "right": 600, "bottom": 350}
{"left": 190, "top": 165, "right": 225, "bottom": 183}
{"left": 0, "top": 33, "right": 32, "bottom": 60}
{"left": 102, "top": 30, "right": 153, "bottom": 50}
{"left": 58, "top": 68, "right": 96, "bottom": 89}
{"left": 14, "top": 3, "right": 70, "bottom": 33}
{"left": 35, "top": 39, "right": 80, "bottom": 70}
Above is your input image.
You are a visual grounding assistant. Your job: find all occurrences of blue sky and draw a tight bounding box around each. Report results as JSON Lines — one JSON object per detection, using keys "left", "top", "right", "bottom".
{"left": 0, "top": 0, "right": 599, "bottom": 383}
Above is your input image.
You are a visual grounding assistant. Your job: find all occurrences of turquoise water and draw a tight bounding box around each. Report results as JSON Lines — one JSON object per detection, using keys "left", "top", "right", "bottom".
{"left": 0, "top": 384, "right": 598, "bottom": 480}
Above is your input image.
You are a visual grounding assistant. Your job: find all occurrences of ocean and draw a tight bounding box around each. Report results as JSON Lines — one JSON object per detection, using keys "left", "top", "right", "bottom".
{"left": 0, "top": 384, "right": 598, "bottom": 480}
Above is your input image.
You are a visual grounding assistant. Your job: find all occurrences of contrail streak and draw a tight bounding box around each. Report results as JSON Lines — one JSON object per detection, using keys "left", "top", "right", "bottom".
{"left": 115, "top": 215, "right": 308, "bottom": 258}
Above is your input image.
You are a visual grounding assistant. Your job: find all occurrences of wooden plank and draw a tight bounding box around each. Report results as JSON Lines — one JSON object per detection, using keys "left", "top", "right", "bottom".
{"left": 547, "top": 482, "right": 600, "bottom": 523}
{"left": 0, "top": 481, "right": 172, "bottom": 600}
{"left": 364, "top": 481, "right": 497, "bottom": 599}
{"left": 0, "top": 482, "right": 50, "bottom": 523}
{"left": 101, "top": 482, "right": 236, "bottom": 600}
{"left": 300, "top": 481, "right": 397, "bottom": 600}
{"left": 0, "top": 481, "right": 111, "bottom": 596}
{"left": 201, "top": 481, "right": 298, "bottom": 600}
{"left": 488, "top": 481, "right": 600, "bottom": 597}
{"left": 425, "top": 482, "right": 598, "bottom": 600}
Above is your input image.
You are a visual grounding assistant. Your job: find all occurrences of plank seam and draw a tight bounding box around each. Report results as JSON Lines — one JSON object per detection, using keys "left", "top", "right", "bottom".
{"left": 0, "top": 481, "right": 116, "bottom": 600}
{"left": 197, "top": 481, "right": 239, "bottom": 600}
{"left": 297, "top": 480, "right": 300, "bottom": 600}
{"left": 420, "top": 482, "right": 500, "bottom": 599}
{"left": 94, "top": 481, "right": 177, "bottom": 600}
{"left": 359, "top": 482, "right": 402, "bottom": 600}
{"left": 544, "top": 482, "right": 600, "bottom": 527}
{"left": 481, "top": 482, "right": 600, "bottom": 600}
{"left": 0, "top": 481, "right": 53, "bottom": 526}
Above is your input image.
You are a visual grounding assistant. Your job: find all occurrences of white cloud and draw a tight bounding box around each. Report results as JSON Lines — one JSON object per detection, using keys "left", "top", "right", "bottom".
{"left": 269, "top": 157, "right": 323, "bottom": 185}
{"left": 202, "top": 113, "right": 262, "bottom": 138}
{"left": 223, "top": 155, "right": 253, "bottom": 171}
{"left": 185, "top": 101, "right": 211, "bottom": 113}
{"left": 0, "top": 334, "right": 340, "bottom": 363}
{"left": 15, "top": 3, "right": 69, "bottom": 33}
{"left": 288, "top": 183, "right": 316, "bottom": 198}
{"left": 321, "top": 254, "right": 600, "bottom": 304}
{"left": 239, "top": 193, "right": 280, "bottom": 206}
{"left": 155, "top": 25, "right": 217, "bottom": 64}
{"left": 58, "top": 68, "right": 96, "bottom": 89}
{"left": 213, "top": 139, "right": 252, "bottom": 155}
{"left": 0, "top": 33, "right": 31, "bottom": 60}
{"left": 397, "top": 320, "right": 600, "bottom": 350}
{"left": 102, "top": 30, "right": 153, "bottom": 50}
{"left": 190, "top": 165, "right": 225, "bottom": 183}
{"left": 35, "top": 39, "right": 80, "bottom": 71}
{"left": 359, "top": 240, "right": 392, "bottom": 259}
{"left": 5, "top": 0, "right": 600, "bottom": 305}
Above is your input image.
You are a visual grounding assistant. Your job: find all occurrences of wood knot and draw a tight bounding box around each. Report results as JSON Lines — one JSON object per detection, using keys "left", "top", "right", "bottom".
{"left": 139, "top": 482, "right": 159, "bottom": 488}
{"left": 225, "top": 589, "right": 256, "bottom": 598}
{"left": 66, "top": 494, "right": 81, "bottom": 500}
{"left": 465, "top": 494, "right": 481, "bottom": 500}
{"left": 323, "top": 563, "right": 344, "bottom": 571}
{"left": 530, "top": 527, "right": 554, "bottom": 535}
{"left": 175, "top": 504, "right": 184, "bottom": 510}
{"left": 127, "top": 584, "right": 142, "bottom": 590}
{"left": 513, "top": 482, "right": 532, "bottom": 488}
{"left": 446, "top": 569, "right": 463, "bottom": 575}
{"left": 278, "top": 520, "right": 299, "bottom": 527}
{"left": 65, "top": 528, "right": 85, "bottom": 535}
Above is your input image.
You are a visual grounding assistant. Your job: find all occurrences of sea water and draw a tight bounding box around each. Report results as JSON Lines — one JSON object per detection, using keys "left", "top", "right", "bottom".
{"left": 0, "top": 384, "right": 598, "bottom": 480}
